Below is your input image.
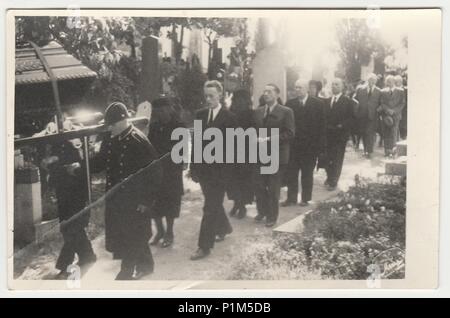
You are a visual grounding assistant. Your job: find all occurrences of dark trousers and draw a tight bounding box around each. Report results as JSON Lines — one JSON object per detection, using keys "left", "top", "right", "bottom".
{"left": 286, "top": 154, "right": 316, "bottom": 203}
{"left": 119, "top": 244, "right": 154, "bottom": 277}
{"left": 383, "top": 117, "right": 400, "bottom": 155}
{"left": 198, "top": 178, "right": 232, "bottom": 251}
{"left": 56, "top": 225, "right": 95, "bottom": 271}
{"left": 325, "top": 134, "right": 347, "bottom": 187}
{"left": 362, "top": 119, "right": 376, "bottom": 154}
{"left": 255, "top": 165, "right": 286, "bottom": 222}
{"left": 376, "top": 114, "right": 384, "bottom": 146}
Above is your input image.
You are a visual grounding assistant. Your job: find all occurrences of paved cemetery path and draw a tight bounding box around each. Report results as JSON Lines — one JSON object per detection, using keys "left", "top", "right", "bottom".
{"left": 15, "top": 144, "right": 386, "bottom": 281}
{"left": 80, "top": 145, "right": 386, "bottom": 283}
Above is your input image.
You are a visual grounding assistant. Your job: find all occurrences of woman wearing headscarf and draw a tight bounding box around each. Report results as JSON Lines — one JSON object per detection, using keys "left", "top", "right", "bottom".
{"left": 227, "top": 89, "right": 256, "bottom": 219}
{"left": 147, "top": 97, "right": 185, "bottom": 247}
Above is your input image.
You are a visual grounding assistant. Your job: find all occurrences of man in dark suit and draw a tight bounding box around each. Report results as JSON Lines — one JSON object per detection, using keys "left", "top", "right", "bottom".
{"left": 254, "top": 83, "right": 295, "bottom": 227}
{"left": 380, "top": 75, "right": 406, "bottom": 156}
{"left": 395, "top": 75, "right": 407, "bottom": 140}
{"left": 324, "top": 78, "right": 354, "bottom": 191}
{"left": 189, "top": 80, "right": 235, "bottom": 260}
{"left": 354, "top": 73, "right": 381, "bottom": 158}
{"left": 283, "top": 78, "right": 326, "bottom": 207}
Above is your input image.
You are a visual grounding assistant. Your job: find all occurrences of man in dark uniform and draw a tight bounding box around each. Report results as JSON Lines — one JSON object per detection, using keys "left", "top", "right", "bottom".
{"left": 91, "top": 102, "right": 161, "bottom": 280}
{"left": 324, "top": 78, "right": 354, "bottom": 191}
{"left": 189, "top": 80, "right": 235, "bottom": 260}
{"left": 283, "top": 78, "right": 326, "bottom": 207}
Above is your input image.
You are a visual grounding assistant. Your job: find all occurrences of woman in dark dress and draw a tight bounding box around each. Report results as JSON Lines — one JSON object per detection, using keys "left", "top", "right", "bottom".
{"left": 147, "top": 97, "right": 185, "bottom": 247}
{"left": 227, "top": 89, "right": 255, "bottom": 219}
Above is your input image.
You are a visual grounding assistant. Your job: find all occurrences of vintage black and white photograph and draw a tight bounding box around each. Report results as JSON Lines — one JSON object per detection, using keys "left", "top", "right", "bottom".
{"left": 6, "top": 8, "right": 440, "bottom": 289}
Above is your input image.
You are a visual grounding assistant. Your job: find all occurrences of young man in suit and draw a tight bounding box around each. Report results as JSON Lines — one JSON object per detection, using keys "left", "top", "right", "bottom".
{"left": 354, "top": 73, "right": 382, "bottom": 158}
{"left": 254, "top": 83, "right": 295, "bottom": 227}
{"left": 324, "top": 78, "right": 354, "bottom": 191}
{"left": 189, "top": 80, "right": 235, "bottom": 260}
{"left": 380, "top": 75, "right": 406, "bottom": 156}
{"left": 283, "top": 78, "right": 326, "bottom": 207}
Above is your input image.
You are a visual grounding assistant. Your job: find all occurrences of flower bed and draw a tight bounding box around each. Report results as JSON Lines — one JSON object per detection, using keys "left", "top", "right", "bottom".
{"left": 228, "top": 242, "right": 321, "bottom": 280}
{"left": 230, "top": 177, "right": 406, "bottom": 280}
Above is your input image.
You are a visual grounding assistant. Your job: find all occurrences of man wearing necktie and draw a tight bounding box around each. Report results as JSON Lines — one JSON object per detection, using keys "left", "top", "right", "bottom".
{"left": 189, "top": 80, "right": 236, "bottom": 260}
{"left": 354, "top": 73, "right": 382, "bottom": 158}
{"left": 254, "top": 83, "right": 295, "bottom": 227}
{"left": 284, "top": 78, "right": 326, "bottom": 207}
{"left": 379, "top": 75, "right": 406, "bottom": 156}
{"left": 324, "top": 78, "right": 354, "bottom": 191}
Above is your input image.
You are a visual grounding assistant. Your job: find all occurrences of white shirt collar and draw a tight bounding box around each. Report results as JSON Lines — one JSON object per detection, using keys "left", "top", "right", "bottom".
{"left": 266, "top": 102, "right": 277, "bottom": 113}
{"left": 299, "top": 94, "right": 308, "bottom": 105}
{"left": 332, "top": 93, "right": 342, "bottom": 102}
{"left": 209, "top": 104, "right": 222, "bottom": 121}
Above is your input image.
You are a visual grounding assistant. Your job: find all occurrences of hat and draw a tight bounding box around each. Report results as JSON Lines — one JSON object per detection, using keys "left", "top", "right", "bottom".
{"left": 104, "top": 102, "right": 130, "bottom": 126}
{"left": 383, "top": 114, "right": 394, "bottom": 127}
{"left": 151, "top": 96, "right": 172, "bottom": 109}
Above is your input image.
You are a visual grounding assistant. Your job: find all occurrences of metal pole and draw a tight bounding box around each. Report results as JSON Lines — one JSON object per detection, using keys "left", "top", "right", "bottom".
{"left": 28, "top": 41, "right": 64, "bottom": 133}
{"left": 83, "top": 136, "right": 92, "bottom": 204}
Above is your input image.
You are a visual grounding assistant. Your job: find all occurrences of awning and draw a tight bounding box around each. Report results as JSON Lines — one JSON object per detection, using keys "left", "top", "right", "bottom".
{"left": 15, "top": 41, "right": 97, "bottom": 85}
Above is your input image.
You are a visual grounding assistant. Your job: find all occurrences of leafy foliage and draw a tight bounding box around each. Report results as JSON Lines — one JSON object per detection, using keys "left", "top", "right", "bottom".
{"left": 16, "top": 16, "right": 141, "bottom": 107}
{"left": 178, "top": 55, "right": 208, "bottom": 112}
{"left": 336, "top": 19, "right": 387, "bottom": 83}
{"left": 228, "top": 241, "right": 321, "bottom": 280}
{"left": 229, "top": 178, "right": 406, "bottom": 280}
{"left": 300, "top": 178, "right": 406, "bottom": 279}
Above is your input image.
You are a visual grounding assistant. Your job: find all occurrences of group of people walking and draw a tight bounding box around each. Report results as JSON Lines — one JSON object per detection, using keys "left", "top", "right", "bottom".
{"left": 49, "top": 72, "right": 406, "bottom": 280}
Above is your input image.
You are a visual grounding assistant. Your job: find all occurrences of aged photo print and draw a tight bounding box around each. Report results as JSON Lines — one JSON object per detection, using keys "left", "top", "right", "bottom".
{"left": 6, "top": 8, "right": 441, "bottom": 289}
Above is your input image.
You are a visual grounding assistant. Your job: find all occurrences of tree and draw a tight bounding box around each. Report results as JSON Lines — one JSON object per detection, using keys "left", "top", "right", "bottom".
{"left": 133, "top": 17, "right": 194, "bottom": 65}
{"left": 191, "top": 18, "right": 246, "bottom": 78}
{"left": 336, "top": 18, "right": 386, "bottom": 83}
{"left": 179, "top": 54, "right": 207, "bottom": 113}
{"left": 16, "top": 16, "right": 142, "bottom": 107}
{"left": 232, "top": 18, "right": 255, "bottom": 92}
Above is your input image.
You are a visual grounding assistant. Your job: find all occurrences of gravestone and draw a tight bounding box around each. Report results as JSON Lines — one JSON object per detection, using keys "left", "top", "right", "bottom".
{"left": 135, "top": 101, "right": 152, "bottom": 135}
{"left": 384, "top": 140, "right": 407, "bottom": 177}
{"left": 188, "top": 28, "right": 203, "bottom": 62}
{"left": 251, "top": 45, "right": 287, "bottom": 106}
{"left": 14, "top": 166, "right": 42, "bottom": 245}
{"left": 140, "top": 36, "right": 160, "bottom": 103}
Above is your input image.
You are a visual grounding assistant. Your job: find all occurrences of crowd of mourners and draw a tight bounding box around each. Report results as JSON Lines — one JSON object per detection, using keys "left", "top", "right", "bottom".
{"left": 44, "top": 73, "right": 406, "bottom": 280}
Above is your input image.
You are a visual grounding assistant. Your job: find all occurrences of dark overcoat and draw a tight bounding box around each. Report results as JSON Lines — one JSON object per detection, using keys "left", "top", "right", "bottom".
{"left": 253, "top": 103, "right": 295, "bottom": 166}
{"left": 285, "top": 96, "right": 327, "bottom": 158}
{"left": 91, "top": 125, "right": 161, "bottom": 260}
{"left": 49, "top": 140, "right": 89, "bottom": 227}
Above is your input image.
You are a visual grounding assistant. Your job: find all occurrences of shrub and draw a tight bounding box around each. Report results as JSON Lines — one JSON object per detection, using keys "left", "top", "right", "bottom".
{"left": 228, "top": 241, "right": 322, "bottom": 280}
{"left": 228, "top": 177, "right": 406, "bottom": 280}
{"left": 300, "top": 178, "right": 406, "bottom": 279}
